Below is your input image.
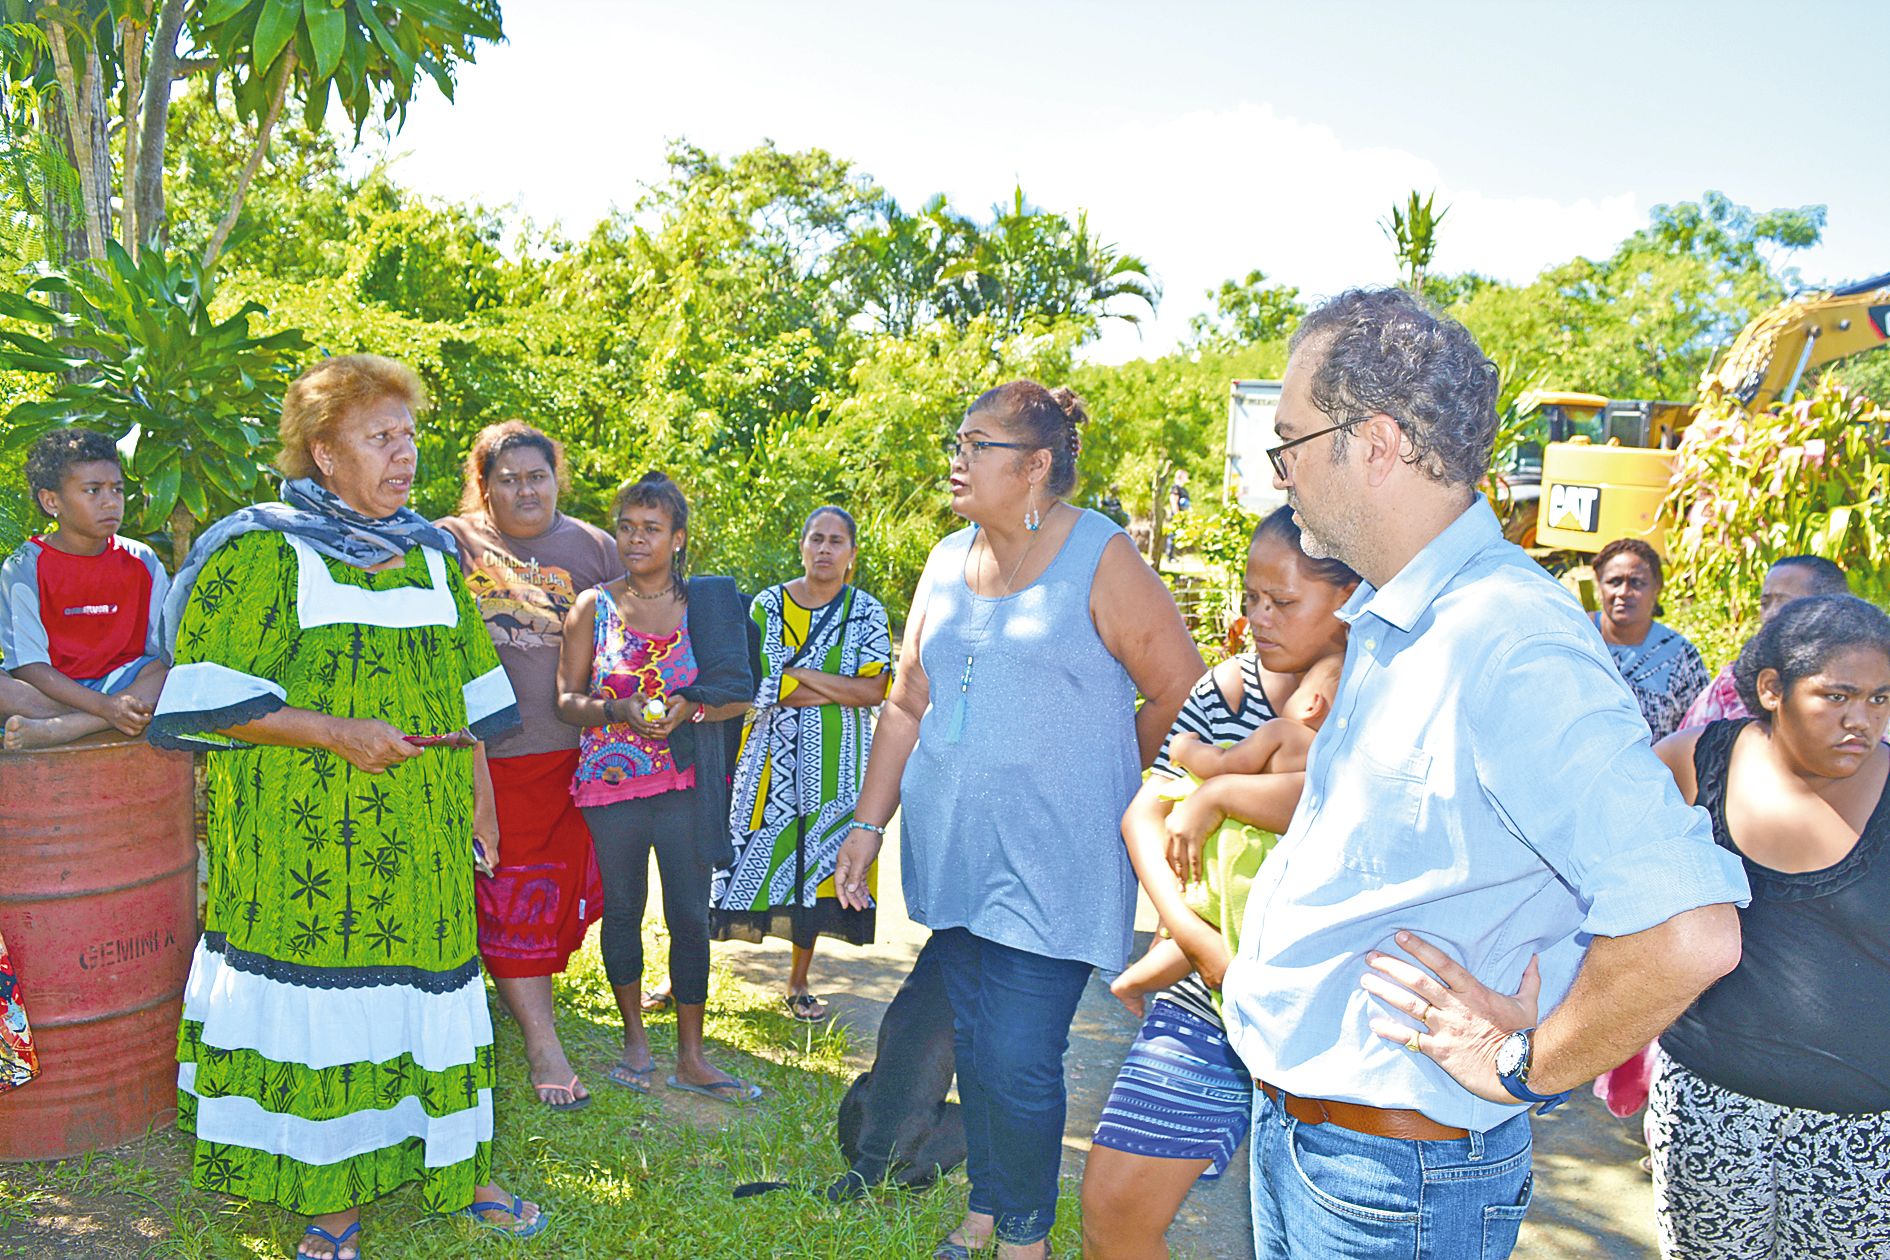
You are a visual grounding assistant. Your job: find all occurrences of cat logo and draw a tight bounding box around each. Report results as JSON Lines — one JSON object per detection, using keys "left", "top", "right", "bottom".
{"left": 1547, "top": 483, "right": 1602, "bottom": 533}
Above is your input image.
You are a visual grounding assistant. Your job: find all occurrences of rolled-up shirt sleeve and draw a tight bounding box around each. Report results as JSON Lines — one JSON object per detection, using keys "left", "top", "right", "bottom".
{"left": 1472, "top": 630, "right": 1750, "bottom": 937}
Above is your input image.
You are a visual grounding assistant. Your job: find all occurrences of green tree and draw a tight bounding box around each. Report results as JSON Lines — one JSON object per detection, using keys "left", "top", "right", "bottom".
{"left": 1453, "top": 192, "right": 1825, "bottom": 402}
{"left": 1186, "top": 267, "right": 1302, "bottom": 349}
{"left": 2, "top": 0, "right": 501, "bottom": 268}
{"left": 939, "top": 187, "right": 1159, "bottom": 339}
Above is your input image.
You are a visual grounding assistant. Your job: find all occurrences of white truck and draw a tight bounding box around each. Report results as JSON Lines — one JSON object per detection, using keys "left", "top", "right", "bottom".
{"left": 1223, "top": 379, "right": 1287, "bottom": 514}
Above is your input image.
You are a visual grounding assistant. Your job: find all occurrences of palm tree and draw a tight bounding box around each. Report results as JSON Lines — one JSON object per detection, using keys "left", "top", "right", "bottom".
{"left": 940, "top": 186, "right": 1159, "bottom": 339}
{"left": 1381, "top": 189, "right": 1449, "bottom": 293}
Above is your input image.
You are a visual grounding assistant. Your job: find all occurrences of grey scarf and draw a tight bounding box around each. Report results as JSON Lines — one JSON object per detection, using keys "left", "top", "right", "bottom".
{"left": 161, "top": 477, "right": 460, "bottom": 653}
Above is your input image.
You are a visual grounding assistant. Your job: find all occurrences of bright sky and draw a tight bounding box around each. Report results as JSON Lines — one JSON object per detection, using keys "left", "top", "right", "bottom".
{"left": 375, "top": 0, "right": 1889, "bottom": 364}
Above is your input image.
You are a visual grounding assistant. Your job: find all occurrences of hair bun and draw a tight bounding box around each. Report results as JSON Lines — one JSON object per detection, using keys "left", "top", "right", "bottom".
{"left": 1049, "top": 385, "right": 1090, "bottom": 428}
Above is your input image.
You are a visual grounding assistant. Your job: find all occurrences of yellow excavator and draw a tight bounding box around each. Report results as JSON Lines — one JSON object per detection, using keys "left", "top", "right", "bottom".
{"left": 1530, "top": 270, "right": 1890, "bottom": 556}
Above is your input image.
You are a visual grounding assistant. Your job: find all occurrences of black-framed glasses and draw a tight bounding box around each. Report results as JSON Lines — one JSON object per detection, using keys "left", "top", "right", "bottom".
{"left": 942, "top": 436, "right": 1034, "bottom": 462}
{"left": 1266, "top": 418, "right": 1365, "bottom": 481}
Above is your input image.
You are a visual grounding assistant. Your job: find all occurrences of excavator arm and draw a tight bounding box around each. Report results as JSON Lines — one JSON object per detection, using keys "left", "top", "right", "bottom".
{"left": 1698, "top": 271, "right": 1890, "bottom": 411}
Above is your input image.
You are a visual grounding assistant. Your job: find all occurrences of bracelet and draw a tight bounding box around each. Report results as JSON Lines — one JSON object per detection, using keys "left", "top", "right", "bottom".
{"left": 690, "top": 703, "right": 706, "bottom": 724}
{"left": 852, "top": 821, "right": 888, "bottom": 836}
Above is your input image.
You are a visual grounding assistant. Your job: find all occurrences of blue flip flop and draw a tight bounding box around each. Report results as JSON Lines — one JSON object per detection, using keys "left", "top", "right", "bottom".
{"left": 666, "top": 1073, "right": 763, "bottom": 1103}
{"left": 294, "top": 1220, "right": 361, "bottom": 1259}
{"left": 457, "top": 1194, "right": 549, "bottom": 1240}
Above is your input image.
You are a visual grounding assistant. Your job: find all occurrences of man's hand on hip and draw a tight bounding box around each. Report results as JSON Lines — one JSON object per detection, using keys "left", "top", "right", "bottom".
{"left": 1360, "top": 930, "right": 1541, "bottom": 1104}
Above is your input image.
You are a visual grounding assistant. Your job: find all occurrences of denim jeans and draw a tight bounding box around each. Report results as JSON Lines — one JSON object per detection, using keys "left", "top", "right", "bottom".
{"left": 932, "top": 927, "right": 1092, "bottom": 1245}
{"left": 1250, "top": 1088, "right": 1534, "bottom": 1259}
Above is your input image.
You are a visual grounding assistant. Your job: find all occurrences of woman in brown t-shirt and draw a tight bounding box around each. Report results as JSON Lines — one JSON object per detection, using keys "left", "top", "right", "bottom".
{"left": 439, "top": 421, "right": 620, "bottom": 1112}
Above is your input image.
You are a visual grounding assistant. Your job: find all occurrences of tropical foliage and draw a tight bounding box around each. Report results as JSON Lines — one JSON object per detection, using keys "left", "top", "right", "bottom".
{"left": 0, "top": 37, "right": 1879, "bottom": 629}
{"left": 1664, "top": 381, "right": 1890, "bottom": 615}
{"left": 0, "top": 241, "right": 304, "bottom": 567}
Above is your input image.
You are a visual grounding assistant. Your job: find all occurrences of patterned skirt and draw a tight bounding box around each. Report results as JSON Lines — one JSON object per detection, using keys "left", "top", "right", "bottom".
{"left": 1647, "top": 1044, "right": 1890, "bottom": 1258}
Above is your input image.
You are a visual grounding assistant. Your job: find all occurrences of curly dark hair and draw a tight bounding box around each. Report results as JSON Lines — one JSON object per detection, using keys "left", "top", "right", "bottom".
{"left": 25, "top": 427, "right": 120, "bottom": 517}
{"left": 1733, "top": 594, "right": 1890, "bottom": 719}
{"left": 1288, "top": 288, "right": 1499, "bottom": 488}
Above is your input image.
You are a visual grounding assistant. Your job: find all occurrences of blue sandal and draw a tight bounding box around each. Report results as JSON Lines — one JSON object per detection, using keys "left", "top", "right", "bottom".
{"left": 458, "top": 1193, "right": 549, "bottom": 1240}
{"left": 294, "top": 1220, "right": 361, "bottom": 1259}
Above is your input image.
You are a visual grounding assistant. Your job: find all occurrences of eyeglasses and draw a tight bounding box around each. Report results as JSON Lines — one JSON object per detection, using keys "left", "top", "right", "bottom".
{"left": 1266, "top": 418, "right": 1365, "bottom": 481}
{"left": 942, "top": 437, "right": 1034, "bottom": 463}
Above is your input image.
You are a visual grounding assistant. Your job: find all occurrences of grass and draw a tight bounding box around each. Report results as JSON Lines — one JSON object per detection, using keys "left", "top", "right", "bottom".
{"left": 0, "top": 927, "right": 1089, "bottom": 1259}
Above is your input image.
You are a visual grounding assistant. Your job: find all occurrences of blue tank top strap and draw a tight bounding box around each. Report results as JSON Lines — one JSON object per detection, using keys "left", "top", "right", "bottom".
{"left": 1047, "top": 508, "right": 1121, "bottom": 583}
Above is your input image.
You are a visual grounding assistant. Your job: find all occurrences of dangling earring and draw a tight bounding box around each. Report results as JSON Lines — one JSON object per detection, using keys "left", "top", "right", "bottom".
{"left": 1024, "top": 486, "right": 1042, "bottom": 532}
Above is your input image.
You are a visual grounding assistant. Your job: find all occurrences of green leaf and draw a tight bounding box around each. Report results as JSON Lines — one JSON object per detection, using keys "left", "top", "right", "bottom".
{"left": 254, "top": 0, "right": 302, "bottom": 74}
{"left": 116, "top": 423, "right": 142, "bottom": 466}
{"left": 201, "top": 0, "right": 257, "bottom": 25}
{"left": 142, "top": 461, "right": 181, "bottom": 516}
{"left": 0, "top": 290, "right": 66, "bottom": 325}
{"left": 303, "top": 71, "right": 333, "bottom": 126}
{"left": 180, "top": 471, "right": 210, "bottom": 520}
{"left": 396, "top": 0, "right": 503, "bottom": 40}
{"left": 303, "top": 0, "right": 345, "bottom": 77}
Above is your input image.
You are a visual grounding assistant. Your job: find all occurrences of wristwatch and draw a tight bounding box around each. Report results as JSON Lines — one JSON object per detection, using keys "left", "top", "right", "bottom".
{"left": 1495, "top": 1029, "right": 1570, "bottom": 1112}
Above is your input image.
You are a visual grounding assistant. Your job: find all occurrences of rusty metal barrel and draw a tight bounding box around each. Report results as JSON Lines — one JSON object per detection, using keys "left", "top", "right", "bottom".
{"left": 0, "top": 736, "right": 197, "bottom": 1161}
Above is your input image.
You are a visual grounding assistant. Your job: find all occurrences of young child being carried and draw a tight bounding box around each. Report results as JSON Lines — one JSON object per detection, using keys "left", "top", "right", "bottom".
{"left": 1, "top": 429, "right": 169, "bottom": 751}
{"left": 1110, "top": 651, "right": 1343, "bottom": 1013}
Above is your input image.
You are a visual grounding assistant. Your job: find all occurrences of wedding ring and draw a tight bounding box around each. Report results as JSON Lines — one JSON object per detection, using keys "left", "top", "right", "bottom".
{"left": 1421, "top": 1003, "right": 1435, "bottom": 1024}
{"left": 1404, "top": 1032, "right": 1423, "bottom": 1053}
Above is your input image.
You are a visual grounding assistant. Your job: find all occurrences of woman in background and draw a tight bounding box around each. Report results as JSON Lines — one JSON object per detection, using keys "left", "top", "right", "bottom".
{"left": 713, "top": 506, "right": 892, "bottom": 1022}
{"left": 438, "top": 420, "right": 616, "bottom": 1112}
{"left": 1593, "top": 537, "right": 1709, "bottom": 740}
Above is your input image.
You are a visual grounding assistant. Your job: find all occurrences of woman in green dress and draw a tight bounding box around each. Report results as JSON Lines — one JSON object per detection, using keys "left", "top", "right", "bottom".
{"left": 711, "top": 506, "right": 892, "bottom": 1020}
{"left": 151, "top": 355, "right": 544, "bottom": 1260}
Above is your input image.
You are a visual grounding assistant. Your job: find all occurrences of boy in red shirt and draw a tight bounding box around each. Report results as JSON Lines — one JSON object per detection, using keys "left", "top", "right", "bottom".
{"left": 1, "top": 429, "right": 169, "bottom": 750}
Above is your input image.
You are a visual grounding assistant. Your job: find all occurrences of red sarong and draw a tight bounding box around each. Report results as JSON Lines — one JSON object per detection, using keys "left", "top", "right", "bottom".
{"left": 476, "top": 748, "right": 604, "bottom": 978}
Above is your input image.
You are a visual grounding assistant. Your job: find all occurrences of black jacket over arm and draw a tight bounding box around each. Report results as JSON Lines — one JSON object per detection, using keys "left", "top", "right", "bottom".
{"left": 670, "top": 574, "right": 756, "bottom": 862}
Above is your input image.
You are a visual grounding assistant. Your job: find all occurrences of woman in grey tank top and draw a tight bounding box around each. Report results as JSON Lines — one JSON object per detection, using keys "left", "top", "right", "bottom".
{"left": 833, "top": 381, "right": 1202, "bottom": 1259}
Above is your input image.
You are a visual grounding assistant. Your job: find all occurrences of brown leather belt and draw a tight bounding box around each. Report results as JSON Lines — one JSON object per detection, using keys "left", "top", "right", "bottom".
{"left": 1257, "top": 1080, "right": 1468, "bottom": 1142}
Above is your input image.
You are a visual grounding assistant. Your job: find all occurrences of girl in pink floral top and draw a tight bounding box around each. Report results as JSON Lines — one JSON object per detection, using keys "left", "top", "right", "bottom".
{"left": 555, "top": 472, "right": 759, "bottom": 1103}
{"left": 571, "top": 594, "right": 698, "bottom": 805}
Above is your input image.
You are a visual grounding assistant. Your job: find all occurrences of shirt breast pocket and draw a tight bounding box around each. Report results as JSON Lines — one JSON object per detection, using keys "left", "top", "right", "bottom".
{"left": 1336, "top": 741, "right": 1435, "bottom": 880}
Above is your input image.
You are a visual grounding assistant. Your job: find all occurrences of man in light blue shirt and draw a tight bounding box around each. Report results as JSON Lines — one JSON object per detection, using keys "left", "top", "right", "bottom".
{"left": 1216, "top": 289, "right": 1750, "bottom": 1259}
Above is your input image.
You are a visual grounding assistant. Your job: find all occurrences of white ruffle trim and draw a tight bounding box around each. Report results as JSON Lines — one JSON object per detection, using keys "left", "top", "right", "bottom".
{"left": 181, "top": 939, "right": 492, "bottom": 1074}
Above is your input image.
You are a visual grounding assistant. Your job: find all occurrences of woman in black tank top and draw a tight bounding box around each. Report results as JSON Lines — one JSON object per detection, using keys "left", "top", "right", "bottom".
{"left": 1646, "top": 594, "right": 1890, "bottom": 1259}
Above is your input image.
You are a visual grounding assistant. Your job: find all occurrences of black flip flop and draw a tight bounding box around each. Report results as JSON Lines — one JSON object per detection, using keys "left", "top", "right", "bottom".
{"left": 784, "top": 993, "right": 830, "bottom": 1023}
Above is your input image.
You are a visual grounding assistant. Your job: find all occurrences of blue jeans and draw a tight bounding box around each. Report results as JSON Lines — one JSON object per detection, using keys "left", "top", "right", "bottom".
{"left": 932, "top": 927, "right": 1092, "bottom": 1245}
{"left": 1250, "top": 1088, "right": 1534, "bottom": 1259}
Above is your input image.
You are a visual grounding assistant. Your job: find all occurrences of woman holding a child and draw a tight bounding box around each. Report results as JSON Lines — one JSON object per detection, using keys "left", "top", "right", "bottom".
{"left": 1081, "top": 506, "right": 1359, "bottom": 1260}
{"left": 151, "top": 356, "right": 543, "bottom": 1260}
